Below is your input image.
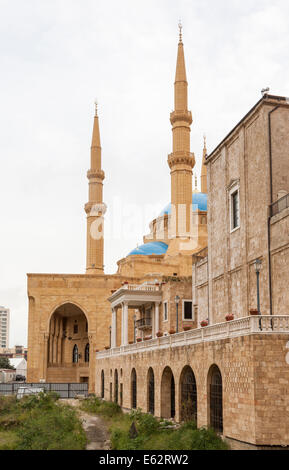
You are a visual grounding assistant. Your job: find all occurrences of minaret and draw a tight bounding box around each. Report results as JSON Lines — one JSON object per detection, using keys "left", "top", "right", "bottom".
{"left": 201, "top": 134, "right": 207, "bottom": 193}
{"left": 84, "top": 103, "right": 106, "bottom": 273}
{"left": 168, "top": 23, "right": 195, "bottom": 238}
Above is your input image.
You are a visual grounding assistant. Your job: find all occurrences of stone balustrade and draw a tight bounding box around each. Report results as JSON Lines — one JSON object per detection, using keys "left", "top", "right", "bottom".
{"left": 96, "top": 315, "right": 289, "bottom": 359}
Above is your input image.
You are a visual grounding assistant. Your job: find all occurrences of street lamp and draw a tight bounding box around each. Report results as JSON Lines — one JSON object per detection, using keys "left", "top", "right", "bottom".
{"left": 254, "top": 259, "right": 262, "bottom": 315}
{"left": 133, "top": 314, "right": 136, "bottom": 343}
{"left": 175, "top": 295, "right": 180, "bottom": 333}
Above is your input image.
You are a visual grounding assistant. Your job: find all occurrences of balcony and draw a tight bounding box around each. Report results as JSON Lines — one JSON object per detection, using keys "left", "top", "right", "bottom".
{"left": 136, "top": 317, "right": 152, "bottom": 329}
{"left": 96, "top": 315, "right": 289, "bottom": 359}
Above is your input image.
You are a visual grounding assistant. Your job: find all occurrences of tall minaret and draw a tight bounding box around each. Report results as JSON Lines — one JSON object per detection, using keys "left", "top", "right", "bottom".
{"left": 201, "top": 134, "right": 207, "bottom": 193}
{"left": 84, "top": 103, "right": 106, "bottom": 273}
{"left": 168, "top": 23, "right": 195, "bottom": 239}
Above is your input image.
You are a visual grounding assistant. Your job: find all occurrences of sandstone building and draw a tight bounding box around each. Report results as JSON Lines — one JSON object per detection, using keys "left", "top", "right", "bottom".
{"left": 27, "top": 28, "right": 289, "bottom": 449}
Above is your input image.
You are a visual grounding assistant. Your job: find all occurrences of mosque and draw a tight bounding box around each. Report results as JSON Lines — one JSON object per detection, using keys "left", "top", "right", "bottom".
{"left": 27, "top": 27, "right": 289, "bottom": 449}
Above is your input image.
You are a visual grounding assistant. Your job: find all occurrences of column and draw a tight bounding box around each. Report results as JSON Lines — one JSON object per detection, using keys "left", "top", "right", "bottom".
{"left": 121, "top": 305, "right": 124, "bottom": 346}
{"left": 111, "top": 308, "right": 117, "bottom": 348}
{"left": 155, "top": 302, "right": 160, "bottom": 337}
{"left": 123, "top": 302, "right": 128, "bottom": 346}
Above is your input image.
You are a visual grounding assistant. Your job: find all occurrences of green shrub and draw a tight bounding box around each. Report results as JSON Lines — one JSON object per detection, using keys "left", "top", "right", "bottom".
{"left": 0, "top": 392, "right": 86, "bottom": 450}
{"left": 81, "top": 397, "right": 121, "bottom": 418}
{"left": 16, "top": 404, "right": 86, "bottom": 450}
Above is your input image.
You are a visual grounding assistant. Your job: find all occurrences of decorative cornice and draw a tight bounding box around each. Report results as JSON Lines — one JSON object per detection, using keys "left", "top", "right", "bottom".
{"left": 168, "top": 151, "right": 195, "bottom": 169}
{"left": 170, "top": 110, "right": 192, "bottom": 125}
{"left": 87, "top": 169, "right": 105, "bottom": 181}
{"left": 84, "top": 202, "right": 107, "bottom": 216}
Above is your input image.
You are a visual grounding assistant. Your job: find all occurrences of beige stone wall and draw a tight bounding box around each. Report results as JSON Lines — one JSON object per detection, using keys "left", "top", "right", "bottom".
{"left": 195, "top": 97, "right": 289, "bottom": 324}
{"left": 27, "top": 273, "right": 194, "bottom": 389}
{"left": 96, "top": 333, "right": 289, "bottom": 446}
{"left": 270, "top": 106, "right": 289, "bottom": 201}
{"left": 27, "top": 273, "right": 129, "bottom": 391}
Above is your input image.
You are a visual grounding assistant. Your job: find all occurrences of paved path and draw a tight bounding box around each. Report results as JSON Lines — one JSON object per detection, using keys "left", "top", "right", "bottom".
{"left": 61, "top": 399, "right": 110, "bottom": 450}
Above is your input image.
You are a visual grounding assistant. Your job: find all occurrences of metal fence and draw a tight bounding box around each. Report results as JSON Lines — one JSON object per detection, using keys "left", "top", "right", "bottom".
{"left": 0, "top": 382, "right": 88, "bottom": 398}
{"left": 271, "top": 193, "right": 289, "bottom": 217}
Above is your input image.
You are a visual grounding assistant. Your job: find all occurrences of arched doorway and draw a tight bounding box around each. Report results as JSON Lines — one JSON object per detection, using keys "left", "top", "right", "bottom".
{"left": 131, "top": 368, "right": 137, "bottom": 409}
{"left": 208, "top": 365, "right": 223, "bottom": 433}
{"left": 114, "top": 369, "right": 119, "bottom": 404}
{"left": 161, "top": 366, "right": 175, "bottom": 419}
{"left": 47, "top": 303, "right": 89, "bottom": 383}
{"left": 147, "top": 367, "right": 155, "bottom": 414}
{"left": 179, "top": 366, "right": 197, "bottom": 422}
{"left": 101, "top": 370, "right": 105, "bottom": 399}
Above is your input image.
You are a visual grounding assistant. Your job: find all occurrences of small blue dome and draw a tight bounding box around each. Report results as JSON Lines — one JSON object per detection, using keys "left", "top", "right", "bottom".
{"left": 159, "top": 193, "right": 207, "bottom": 216}
{"left": 128, "top": 241, "right": 168, "bottom": 256}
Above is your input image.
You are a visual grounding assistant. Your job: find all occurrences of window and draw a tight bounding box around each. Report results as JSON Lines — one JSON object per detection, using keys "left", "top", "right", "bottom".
{"left": 73, "top": 323, "right": 78, "bottom": 334}
{"left": 163, "top": 302, "right": 168, "bottom": 322}
{"left": 72, "top": 344, "right": 79, "bottom": 363}
{"left": 131, "top": 368, "right": 137, "bottom": 409}
{"left": 230, "top": 187, "right": 240, "bottom": 231}
{"left": 183, "top": 300, "right": 193, "bottom": 320}
{"left": 85, "top": 343, "right": 89, "bottom": 362}
{"left": 101, "top": 370, "right": 105, "bottom": 398}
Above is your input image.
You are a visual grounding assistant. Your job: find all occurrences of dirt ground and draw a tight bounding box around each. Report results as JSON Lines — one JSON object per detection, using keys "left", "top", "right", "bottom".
{"left": 61, "top": 399, "right": 110, "bottom": 450}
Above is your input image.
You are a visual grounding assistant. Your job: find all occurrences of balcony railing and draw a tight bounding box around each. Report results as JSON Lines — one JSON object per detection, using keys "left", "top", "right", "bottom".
{"left": 123, "top": 283, "right": 160, "bottom": 292}
{"left": 271, "top": 193, "right": 289, "bottom": 217}
{"left": 96, "top": 315, "right": 289, "bottom": 359}
{"left": 136, "top": 317, "right": 152, "bottom": 329}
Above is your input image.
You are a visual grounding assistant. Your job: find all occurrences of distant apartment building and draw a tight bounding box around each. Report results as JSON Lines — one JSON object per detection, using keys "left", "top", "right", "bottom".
{"left": 0, "top": 307, "right": 10, "bottom": 349}
{"left": 0, "top": 345, "right": 27, "bottom": 361}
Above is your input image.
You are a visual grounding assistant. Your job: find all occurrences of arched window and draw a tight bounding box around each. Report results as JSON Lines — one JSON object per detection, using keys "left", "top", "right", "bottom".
{"left": 85, "top": 343, "right": 89, "bottom": 362}
{"left": 208, "top": 365, "right": 223, "bottom": 433}
{"left": 161, "top": 366, "right": 175, "bottom": 419}
{"left": 101, "top": 370, "right": 105, "bottom": 399}
{"left": 147, "top": 368, "right": 155, "bottom": 414}
{"left": 114, "top": 369, "right": 118, "bottom": 404}
{"left": 180, "top": 366, "right": 197, "bottom": 422}
{"left": 131, "top": 368, "right": 137, "bottom": 409}
{"left": 72, "top": 344, "right": 78, "bottom": 363}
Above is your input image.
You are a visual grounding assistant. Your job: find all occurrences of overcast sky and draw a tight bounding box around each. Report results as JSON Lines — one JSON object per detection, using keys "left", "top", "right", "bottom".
{"left": 0, "top": 0, "right": 288, "bottom": 347}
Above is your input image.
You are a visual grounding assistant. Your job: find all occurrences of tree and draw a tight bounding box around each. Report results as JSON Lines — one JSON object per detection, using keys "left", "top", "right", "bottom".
{"left": 0, "top": 357, "right": 15, "bottom": 369}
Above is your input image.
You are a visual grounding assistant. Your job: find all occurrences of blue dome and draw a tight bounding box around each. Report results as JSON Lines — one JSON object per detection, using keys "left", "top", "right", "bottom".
{"left": 128, "top": 241, "right": 168, "bottom": 256}
{"left": 159, "top": 193, "right": 207, "bottom": 216}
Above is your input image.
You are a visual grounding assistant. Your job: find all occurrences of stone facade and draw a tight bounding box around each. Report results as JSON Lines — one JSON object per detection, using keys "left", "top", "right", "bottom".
{"left": 192, "top": 95, "right": 289, "bottom": 325}
{"left": 96, "top": 331, "right": 289, "bottom": 447}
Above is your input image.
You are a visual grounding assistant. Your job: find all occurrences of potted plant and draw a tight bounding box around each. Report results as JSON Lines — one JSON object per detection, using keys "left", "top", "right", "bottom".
{"left": 104, "top": 346, "right": 110, "bottom": 350}
{"left": 200, "top": 320, "right": 208, "bottom": 327}
{"left": 111, "top": 289, "right": 116, "bottom": 294}
{"left": 136, "top": 337, "right": 142, "bottom": 343}
{"left": 249, "top": 308, "right": 259, "bottom": 316}
{"left": 95, "top": 349, "right": 99, "bottom": 353}
{"left": 183, "top": 325, "right": 191, "bottom": 331}
{"left": 169, "top": 329, "right": 176, "bottom": 335}
{"left": 156, "top": 331, "right": 163, "bottom": 338}
{"left": 225, "top": 314, "right": 234, "bottom": 321}
{"left": 123, "top": 281, "right": 129, "bottom": 285}
{"left": 128, "top": 340, "right": 134, "bottom": 345}
{"left": 144, "top": 335, "right": 152, "bottom": 341}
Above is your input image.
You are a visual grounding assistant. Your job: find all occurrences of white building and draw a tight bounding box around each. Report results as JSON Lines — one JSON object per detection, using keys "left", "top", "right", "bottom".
{"left": 0, "top": 307, "right": 10, "bottom": 349}
{"left": 9, "top": 358, "right": 27, "bottom": 377}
